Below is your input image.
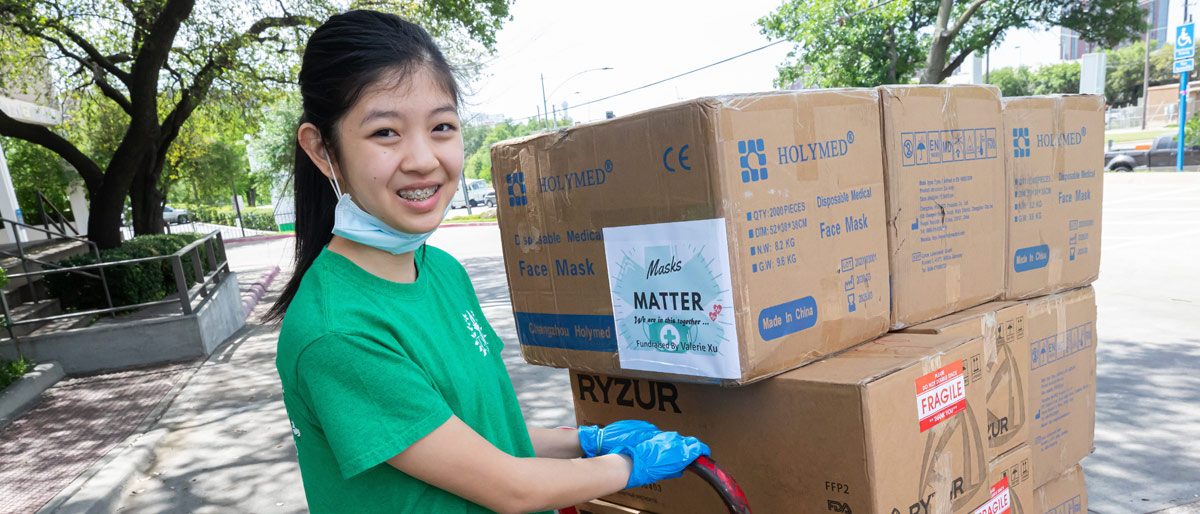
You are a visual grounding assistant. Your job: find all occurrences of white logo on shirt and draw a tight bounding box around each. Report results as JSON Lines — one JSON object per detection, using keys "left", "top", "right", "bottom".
{"left": 463, "top": 310, "right": 490, "bottom": 356}
{"left": 291, "top": 420, "right": 301, "bottom": 439}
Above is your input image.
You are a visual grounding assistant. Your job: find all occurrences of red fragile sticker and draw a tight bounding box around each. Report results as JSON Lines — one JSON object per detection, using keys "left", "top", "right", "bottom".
{"left": 915, "top": 360, "right": 966, "bottom": 432}
{"left": 970, "top": 476, "right": 1011, "bottom": 514}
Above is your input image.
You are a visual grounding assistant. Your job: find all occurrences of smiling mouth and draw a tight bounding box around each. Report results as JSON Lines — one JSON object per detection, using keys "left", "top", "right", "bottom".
{"left": 398, "top": 185, "right": 438, "bottom": 202}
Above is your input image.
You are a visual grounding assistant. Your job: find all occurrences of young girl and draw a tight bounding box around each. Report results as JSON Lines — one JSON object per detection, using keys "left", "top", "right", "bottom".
{"left": 268, "top": 10, "right": 708, "bottom": 514}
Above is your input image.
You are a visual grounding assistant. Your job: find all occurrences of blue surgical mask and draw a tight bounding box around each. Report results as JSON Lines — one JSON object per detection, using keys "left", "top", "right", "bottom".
{"left": 325, "top": 153, "right": 449, "bottom": 255}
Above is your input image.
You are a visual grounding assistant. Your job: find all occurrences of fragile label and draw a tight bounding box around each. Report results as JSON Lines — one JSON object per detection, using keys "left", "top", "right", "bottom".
{"left": 915, "top": 360, "right": 966, "bottom": 432}
{"left": 970, "top": 476, "right": 1011, "bottom": 514}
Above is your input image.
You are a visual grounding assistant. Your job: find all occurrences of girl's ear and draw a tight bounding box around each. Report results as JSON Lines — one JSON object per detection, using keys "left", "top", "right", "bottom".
{"left": 298, "top": 122, "right": 336, "bottom": 182}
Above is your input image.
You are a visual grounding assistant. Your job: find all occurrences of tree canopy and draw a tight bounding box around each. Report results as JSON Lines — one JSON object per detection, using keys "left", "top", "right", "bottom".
{"left": 0, "top": 0, "right": 511, "bottom": 248}
{"left": 759, "top": 0, "right": 1147, "bottom": 87}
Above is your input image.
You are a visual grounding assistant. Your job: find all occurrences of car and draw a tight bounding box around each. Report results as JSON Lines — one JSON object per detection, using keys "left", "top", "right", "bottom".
{"left": 1105, "top": 135, "right": 1200, "bottom": 171}
{"left": 450, "top": 178, "right": 494, "bottom": 208}
{"left": 483, "top": 191, "right": 496, "bottom": 207}
{"left": 163, "top": 205, "right": 190, "bottom": 224}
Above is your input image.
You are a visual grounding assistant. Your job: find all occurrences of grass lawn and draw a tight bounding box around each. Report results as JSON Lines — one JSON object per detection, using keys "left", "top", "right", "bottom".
{"left": 444, "top": 210, "right": 498, "bottom": 223}
{"left": 1106, "top": 128, "right": 1176, "bottom": 144}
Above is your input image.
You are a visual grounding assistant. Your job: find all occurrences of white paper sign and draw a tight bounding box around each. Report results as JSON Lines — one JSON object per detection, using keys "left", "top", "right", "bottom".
{"left": 602, "top": 218, "right": 740, "bottom": 379}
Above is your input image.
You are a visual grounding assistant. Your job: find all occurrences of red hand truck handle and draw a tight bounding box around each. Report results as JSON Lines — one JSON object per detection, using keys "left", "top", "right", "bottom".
{"left": 687, "top": 455, "right": 752, "bottom": 514}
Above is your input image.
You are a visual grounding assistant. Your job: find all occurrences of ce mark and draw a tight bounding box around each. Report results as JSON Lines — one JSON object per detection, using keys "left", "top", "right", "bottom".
{"left": 663, "top": 145, "right": 692, "bottom": 172}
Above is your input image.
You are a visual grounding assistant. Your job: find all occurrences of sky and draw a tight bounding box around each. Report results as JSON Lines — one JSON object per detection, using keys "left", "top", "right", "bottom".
{"left": 460, "top": 0, "right": 1083, "bottom": 126}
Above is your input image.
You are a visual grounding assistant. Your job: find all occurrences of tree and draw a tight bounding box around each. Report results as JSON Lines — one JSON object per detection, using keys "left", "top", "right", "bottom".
{"left": 462, "top": 117, "right": 570, "bottom": 186}
{"left": 1029, "top": 61, "right": 1080, "bottom": 95}
{"left": 987, "top": 66, "right": 1034, "bottom": 97}
{"left": 0, "top": 0, "right": 511, "bottom": 248}
{"left": 760, "top": 0, "right": 1148, "bottom": 87}
{"left": 1104, "top": 41, "right": 1174, "bottom": 107}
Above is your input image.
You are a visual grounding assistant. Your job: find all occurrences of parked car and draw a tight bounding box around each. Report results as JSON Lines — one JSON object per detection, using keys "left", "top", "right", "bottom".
{"left": 483, "top": 190, "right": 496, "bottom": 207}
{"left": 450, "top": 178, "right": 494, "bottom": 208}
{"left": 163, "top": 205, "right": 189, "bottom": 224}
{"left": 1105, "top": 135, "right": 1200, "bottom": 171}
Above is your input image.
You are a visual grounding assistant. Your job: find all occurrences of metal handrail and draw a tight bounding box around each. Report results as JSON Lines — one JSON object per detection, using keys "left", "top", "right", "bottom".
{"left": 0, "top": 226, "right": 228, "bottom": 341}
{"left": 0, "top": 217, "right": 114, "bottom": 323}
{"left": 34, "top": 190, "right": 78, "bottom": 237}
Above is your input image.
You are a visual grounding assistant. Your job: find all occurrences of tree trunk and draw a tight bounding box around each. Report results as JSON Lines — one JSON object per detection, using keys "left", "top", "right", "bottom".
{"left": 130, "top": 165, "right": 166, "bottom": 236}
{"left": 920, "top": 0, "right": 955, "bottom": 84}
{"left": 246, "top": 187, "right": 257, "bottom": 207}
{"left": 86, "top": 179, "right": 127, "bottom": 249}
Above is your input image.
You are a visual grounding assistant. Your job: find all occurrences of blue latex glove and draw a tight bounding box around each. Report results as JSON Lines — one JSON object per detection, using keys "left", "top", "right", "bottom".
{"left": 613, "top": 431, "right": 710, "bottom": 489}
{"left": 578, "top": 420, "right": 660, "bottom": 458}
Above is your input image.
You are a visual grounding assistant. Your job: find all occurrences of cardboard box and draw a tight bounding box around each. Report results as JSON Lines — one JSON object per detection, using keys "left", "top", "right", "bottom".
{"left": 878, "top": 85, "right": 1007, "bottom": 329}
{"left": 958, "top": 445, "right": 1033, "bottom": 514}
{"left": 574, "top": 499, "right": 652, "bottom": 514}
{"left": 1023, "top": 287, "right": 1096, "bottom": 488}
{"left": 493, "top": 90, "right": 890, "bottom": 385}
{"left": 1001, "top": 95, "right": 1104, "bottom": 300}
{"left": 572, "top": 332, "right": 991, "bottom": 514}
{"left": 903, "top": 301, "right": 1031, "bottom": 462}
{"left": 1031, "top": 465, "right": 1086, "bottom": 514}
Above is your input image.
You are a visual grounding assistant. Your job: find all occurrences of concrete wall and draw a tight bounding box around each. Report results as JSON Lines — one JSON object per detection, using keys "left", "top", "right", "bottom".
{"left": 0, "top": 272, "right": 244, "bottom": 374}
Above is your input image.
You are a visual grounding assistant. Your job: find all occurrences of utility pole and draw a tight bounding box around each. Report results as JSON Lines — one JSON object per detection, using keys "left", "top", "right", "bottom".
{"left": 1142, "top": 0, "right": 1155, "bottom": 130}
{"left": 1178, "top": 1, "right": 1191, "bottom": 172}
{"left": 540, "top": 73, "right": 549, "bottom": 132}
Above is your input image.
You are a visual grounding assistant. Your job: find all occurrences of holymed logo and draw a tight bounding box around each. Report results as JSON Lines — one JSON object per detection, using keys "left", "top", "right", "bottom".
{"left": 1036, "top": 126, "right": 1087, "bottom": 148}
{"left": 739, "top": 138, "right": 768, "bottom": 182}
{"left": 778, "top": 130, "right": 856, "bottom": 166}
{"left": 537, "top": 159, "right": 614, "bottom": 194}
{"left": 1012, "top": 128, "right": 1030, "bottom": 158}
{"left": 505, "top": 171, "right": 527, "bottom": 207}
{"left": 575, "top": 373, "right": 681, "bottom": 413}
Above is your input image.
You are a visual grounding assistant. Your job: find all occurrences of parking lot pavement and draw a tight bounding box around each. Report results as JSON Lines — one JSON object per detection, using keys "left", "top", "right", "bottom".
{"left": 1085, "top": 173, "right": 1200, "bottom": 513}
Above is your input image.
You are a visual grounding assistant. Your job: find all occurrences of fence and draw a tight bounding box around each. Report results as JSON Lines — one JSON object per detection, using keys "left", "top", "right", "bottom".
{"left": 1107, "top": 104, "right": 1184, "bottom": 131}
{"left": 1, "top": 222, "right": 231, "bottom": 341}
{"left": 120, "top": 221, "right": 275, "bottom": 242}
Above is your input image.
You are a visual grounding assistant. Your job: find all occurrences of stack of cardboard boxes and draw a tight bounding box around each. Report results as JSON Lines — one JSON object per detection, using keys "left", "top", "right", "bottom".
{"left": 491, "top": 85, "right": 1102, "bottom": 514}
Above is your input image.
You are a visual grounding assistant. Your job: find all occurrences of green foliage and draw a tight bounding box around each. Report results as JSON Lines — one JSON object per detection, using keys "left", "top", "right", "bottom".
{"left": 0, "top": 356, "right": 35, "bottom": 391}
{"left": 758, "top": 0, "right": 925, "bottom": 87}
{"left": 1185, "top": 113, "right": 1200, "bottom": 148}
{"left": 0, "top": 137, "right": 76, "bottom": 224}
{"left": 760, "top": 0, "right": 1147, "bottom": 86}
{"left": 462, "top": 117, "right": 570, "bottom": 186}
{"left": 179, "top": 204, "right": 278, "bottom": 231}
{"left": 43, "top": 233, "right": 214, "bottom": 311}
{"left": 0, "top": 0, "right": 514, "bottom": 246}
{"left": 1029, "top": 61, "right": 1081, "bottom": 95}
{"left": 246, "top": 94, "right": 302, "bottom": 204}
{"left": 1104, "top": 41, "right": 1175, "bottom": 107}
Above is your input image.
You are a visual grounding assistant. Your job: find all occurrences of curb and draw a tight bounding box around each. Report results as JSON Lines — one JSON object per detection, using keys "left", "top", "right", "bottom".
{"left": 225, "top": 233, "right": 294, "bottom": 245}
{"left": 242, "top": 266, "right": 281, "bottom": 317}
{"left": 36, "top": 360, "right": 205, "bottom": 514}
{"left": 0, "top": 361, "right": 65, "bottom": 429}
{"left": 441, "top": 221, "right": 498, "bottom": 227}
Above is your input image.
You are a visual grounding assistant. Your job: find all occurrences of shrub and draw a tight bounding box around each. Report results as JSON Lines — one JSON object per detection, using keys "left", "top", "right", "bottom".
{"left": 0, "top": 356, "right": 34, "bottom": 390}
{"left": 43, "top": 233, "right": 215, "bottom": 311}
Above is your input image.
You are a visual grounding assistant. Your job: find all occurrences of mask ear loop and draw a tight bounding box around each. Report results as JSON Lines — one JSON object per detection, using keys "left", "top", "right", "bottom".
{"left": 323, "top": 147, "right": 343, "bottom": 197}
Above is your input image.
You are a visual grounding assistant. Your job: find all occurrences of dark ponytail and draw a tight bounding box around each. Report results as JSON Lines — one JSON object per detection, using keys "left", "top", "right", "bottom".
{"left": 265, "top": 10, "right": 460, "bottom": 322}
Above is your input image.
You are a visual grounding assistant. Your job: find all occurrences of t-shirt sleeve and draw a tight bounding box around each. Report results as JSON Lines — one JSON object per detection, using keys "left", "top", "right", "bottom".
{"left": 296, "top": 333, "right": 453, "bottom": 479}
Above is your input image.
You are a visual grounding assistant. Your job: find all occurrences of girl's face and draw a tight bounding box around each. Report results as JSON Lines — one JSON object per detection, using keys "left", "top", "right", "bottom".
{"left": 333, "top": 66, "right": 464, "bottom": 235}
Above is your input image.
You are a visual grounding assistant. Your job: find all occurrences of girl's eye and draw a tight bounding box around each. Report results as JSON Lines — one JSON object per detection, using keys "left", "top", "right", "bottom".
{"left": 433, "top": 123, "right": 457, "bottom": 132}
{"left": 372, "top": 129, "right": 397, "bottom": 138}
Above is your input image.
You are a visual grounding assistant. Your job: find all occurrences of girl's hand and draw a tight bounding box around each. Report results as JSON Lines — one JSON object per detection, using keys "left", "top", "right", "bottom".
{"left": 612, "top": 431, "right": 710, "bottom": 488}
{"left": 578, "top": 420, "right": 660, "bottom": 458}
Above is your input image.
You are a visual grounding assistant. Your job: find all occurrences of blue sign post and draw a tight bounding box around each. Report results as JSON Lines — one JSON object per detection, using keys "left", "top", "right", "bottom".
{"left": 1176, "top": 24, "right": 1195, "bottom": 171}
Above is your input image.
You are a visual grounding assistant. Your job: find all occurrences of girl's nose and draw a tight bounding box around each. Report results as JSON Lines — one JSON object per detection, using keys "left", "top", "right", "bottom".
{"left": 401, "top": 135, "right": 441, "bottom": 174}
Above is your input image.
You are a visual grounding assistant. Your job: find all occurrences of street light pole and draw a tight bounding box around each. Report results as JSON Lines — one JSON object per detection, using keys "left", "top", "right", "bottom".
{"left": 541, "top": 67, "right": 614, "bottom": 126}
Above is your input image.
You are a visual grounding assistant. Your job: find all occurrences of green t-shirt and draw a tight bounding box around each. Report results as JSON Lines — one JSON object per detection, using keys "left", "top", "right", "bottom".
{"left": 276, "top": 246, "right": 545, "bottom": 513}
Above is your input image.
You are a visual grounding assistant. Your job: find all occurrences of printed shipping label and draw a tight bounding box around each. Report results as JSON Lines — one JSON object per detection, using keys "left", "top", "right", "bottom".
{"left": 603, "top": 218, "right": 740, "bottom": 379}
{"left": 915, "top": 360, "right": 966, "bottom": 432}
{"left": 970, "top": 476, "right": 1011, "bottom": 514}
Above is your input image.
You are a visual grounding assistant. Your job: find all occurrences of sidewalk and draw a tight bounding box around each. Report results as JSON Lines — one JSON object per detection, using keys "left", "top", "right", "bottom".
{"left": 111, "top": 270, "right": 306, "bottom": 513}
{"left": 0, "top": 237, "right": 296, "bottom": 514}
